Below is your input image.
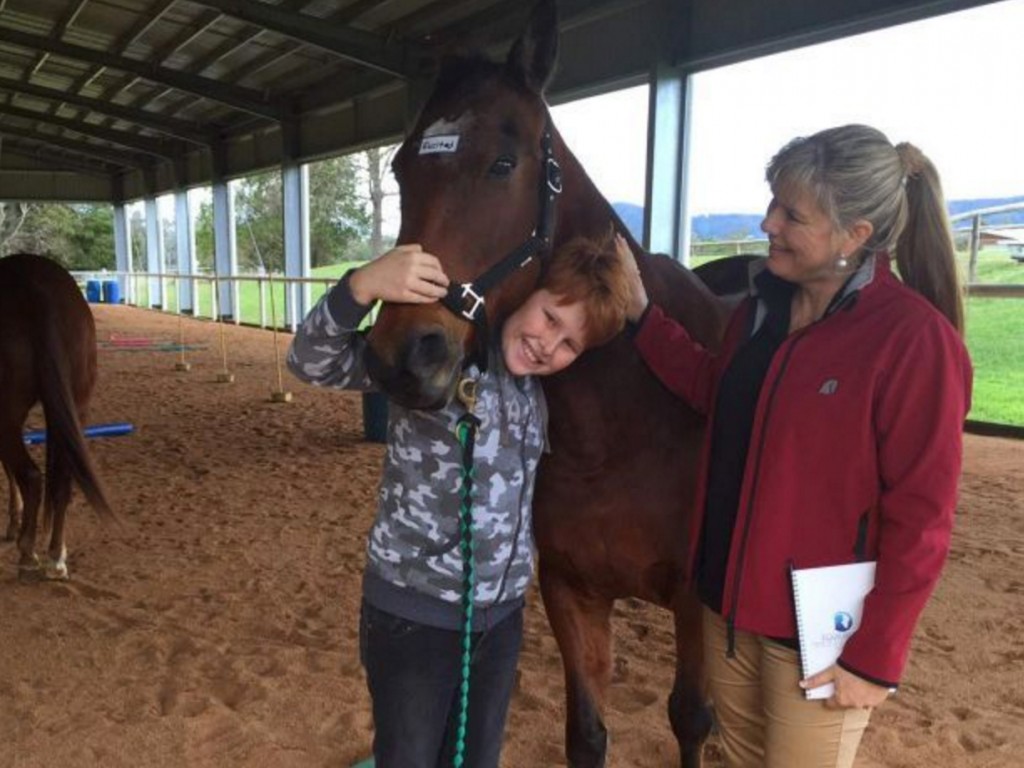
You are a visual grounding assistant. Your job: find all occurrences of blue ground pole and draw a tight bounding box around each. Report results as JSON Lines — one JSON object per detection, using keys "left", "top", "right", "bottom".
{"left": 23, "top": 422, "right": 135, "bottom": 445}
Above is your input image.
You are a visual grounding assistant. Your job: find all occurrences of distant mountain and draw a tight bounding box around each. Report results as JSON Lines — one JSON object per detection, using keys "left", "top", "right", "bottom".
{"left": 612, "top": 202, "right": 764, "bottom": 242}
{"left": 612, "top": 202, "right": 644, "bottom": 241}
{"left": 612, "top": 195, "right": 1024, "bottom": 242}
{"left": 690, "top": 213, "right": 765, "bottom": 242}
{"left": 947, "top": 195, "right": 1024, "bottom": 228}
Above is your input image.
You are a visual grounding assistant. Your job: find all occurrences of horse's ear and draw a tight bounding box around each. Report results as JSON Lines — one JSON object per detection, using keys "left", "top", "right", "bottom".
{"left": 505, "top": 0, "right": 559, "bottom": 95}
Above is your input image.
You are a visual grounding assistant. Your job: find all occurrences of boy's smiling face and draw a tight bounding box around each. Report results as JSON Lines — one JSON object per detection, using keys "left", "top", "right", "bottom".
{"left": 501, "top": 289, "right": 588, "bottom": 376}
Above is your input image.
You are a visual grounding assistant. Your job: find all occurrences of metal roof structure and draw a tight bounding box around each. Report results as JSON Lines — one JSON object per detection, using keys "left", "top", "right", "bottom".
{"left": 0, "top": 0, "right": 1004, "bottom": 203}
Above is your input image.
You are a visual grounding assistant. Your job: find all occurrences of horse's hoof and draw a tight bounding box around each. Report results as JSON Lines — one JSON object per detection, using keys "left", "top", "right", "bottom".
{"left": 17, "top": 556, "right": 43, "bottom": 583}
{"left": 42, "top": 554, "right": 69, "bottom": 581}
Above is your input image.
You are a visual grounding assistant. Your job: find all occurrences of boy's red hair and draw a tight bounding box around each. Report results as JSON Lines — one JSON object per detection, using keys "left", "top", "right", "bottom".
{"left": 541, "top": 233, "right": 631, "bottom": 348}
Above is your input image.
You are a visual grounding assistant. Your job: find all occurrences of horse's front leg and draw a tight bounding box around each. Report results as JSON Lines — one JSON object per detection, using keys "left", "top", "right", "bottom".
{"left": 3, "top": 462, "right": 22, "bottom": 541}
{"left": 669, "top": 587, "right": 713, "bottom": 768}
{"left": 539, "top": 561, "right": 614, "bottom": 768}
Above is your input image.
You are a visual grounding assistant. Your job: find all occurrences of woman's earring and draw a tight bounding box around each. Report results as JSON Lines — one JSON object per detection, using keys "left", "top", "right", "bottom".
{"left": 836, "top": 253, "right": 849, "bottom": 270}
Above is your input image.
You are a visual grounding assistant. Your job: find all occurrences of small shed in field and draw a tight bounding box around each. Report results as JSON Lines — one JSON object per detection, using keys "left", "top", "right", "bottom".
{"left": 981, "top": 228, "right": 1024, "bottom": 261}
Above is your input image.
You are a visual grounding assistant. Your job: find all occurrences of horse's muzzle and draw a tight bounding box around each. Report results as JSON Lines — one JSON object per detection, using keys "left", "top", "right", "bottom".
{"left": 365, "top": 327, "right": 464, "bottom": 411}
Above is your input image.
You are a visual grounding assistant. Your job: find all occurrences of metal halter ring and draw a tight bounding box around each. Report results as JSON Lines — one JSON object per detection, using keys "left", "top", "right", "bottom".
{"left": 546, "top": 158, "right": 563, "bottom": 194}
{"left": 456, "top": 283, "right": 486, "bottom": 322}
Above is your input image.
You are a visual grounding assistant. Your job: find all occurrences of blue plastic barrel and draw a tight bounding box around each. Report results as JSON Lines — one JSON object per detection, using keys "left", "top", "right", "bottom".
{"left": 102, "top": 280, "right": 121, "bottom": 304}
{"left": 362, "top": 391, "right": 389, "bottom": 443}
{"left": 85, "top": 279, "right": 102, "bottom": 303}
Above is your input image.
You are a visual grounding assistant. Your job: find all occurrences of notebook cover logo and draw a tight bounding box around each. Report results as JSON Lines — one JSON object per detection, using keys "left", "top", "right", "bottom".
{"left": 833, "top": 611, "right": 854, "bottom": 632}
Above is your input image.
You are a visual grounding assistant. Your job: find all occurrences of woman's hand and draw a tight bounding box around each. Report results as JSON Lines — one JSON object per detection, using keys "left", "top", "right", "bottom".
{"left": 614, "top": 233, "right": 649, "bottom": 322}
{"left": 802, "top": 664, "right": 892, "bottom": 710}
{"left": 349, "top": 244, "right": 450, "bottom": 306}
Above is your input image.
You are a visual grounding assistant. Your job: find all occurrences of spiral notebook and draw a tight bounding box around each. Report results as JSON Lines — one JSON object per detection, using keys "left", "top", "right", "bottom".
{"left": 790, "top": 561, "right": 876, "bottom": 700}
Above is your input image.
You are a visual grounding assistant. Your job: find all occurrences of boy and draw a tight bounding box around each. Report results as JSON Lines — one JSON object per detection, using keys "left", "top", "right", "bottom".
{"left": 287, "top": 234, "right": 630, "bottom": 767}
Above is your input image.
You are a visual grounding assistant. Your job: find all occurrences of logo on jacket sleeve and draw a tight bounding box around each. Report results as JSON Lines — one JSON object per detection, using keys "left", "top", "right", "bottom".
{"left": 818, "top": 378, "right": 839, "bottom": 395}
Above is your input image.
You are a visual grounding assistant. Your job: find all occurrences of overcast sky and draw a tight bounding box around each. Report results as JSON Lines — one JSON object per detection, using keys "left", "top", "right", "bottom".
{"left": 553, "top": 0, "right": 1024, "bottom": 215}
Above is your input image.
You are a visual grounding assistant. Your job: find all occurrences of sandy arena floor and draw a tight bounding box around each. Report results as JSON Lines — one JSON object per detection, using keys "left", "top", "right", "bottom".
{"left": 1, "top": 303, "right": 1021, "bottom": 767}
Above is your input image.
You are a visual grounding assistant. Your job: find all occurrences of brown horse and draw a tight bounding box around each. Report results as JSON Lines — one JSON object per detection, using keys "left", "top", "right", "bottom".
{"left": 0, "top": 253, "right": 113, "bottom": 579}
{"left": 365, "top": 3, "right": 740, "bottom": 765}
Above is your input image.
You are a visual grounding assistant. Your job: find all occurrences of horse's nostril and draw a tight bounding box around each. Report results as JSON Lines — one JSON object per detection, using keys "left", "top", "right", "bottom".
{"left": 406, "top": 329, "right": 449, "bottom": 376}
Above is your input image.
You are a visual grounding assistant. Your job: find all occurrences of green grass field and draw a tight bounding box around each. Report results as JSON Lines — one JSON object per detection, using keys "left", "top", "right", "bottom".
{"left": 117, "top": 248, "right": 1024, "bottom": 427}
{"left": 963, "top": 249, "right": 1024, "bottom": 426}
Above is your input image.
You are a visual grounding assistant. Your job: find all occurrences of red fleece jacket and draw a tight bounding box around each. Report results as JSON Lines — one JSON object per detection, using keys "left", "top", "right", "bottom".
{"left": 633, "top": 257, "right": 972, "bottom": 685}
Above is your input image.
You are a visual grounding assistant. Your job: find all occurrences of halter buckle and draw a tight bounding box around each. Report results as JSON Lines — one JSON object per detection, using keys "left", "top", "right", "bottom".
{"left": 457, "top": 283, "right": 486, "bottom": 322}
{"left": 545, "top": 158, "right": 563, "bottom": 194}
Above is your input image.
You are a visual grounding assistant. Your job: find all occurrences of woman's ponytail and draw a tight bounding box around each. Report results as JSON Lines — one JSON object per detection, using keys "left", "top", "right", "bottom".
{"left": 894, "top": 143, "right": 964, "bottom": 334}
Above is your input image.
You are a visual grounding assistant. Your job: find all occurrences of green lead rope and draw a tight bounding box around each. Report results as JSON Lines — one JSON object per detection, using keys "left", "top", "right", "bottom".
{"left": 452, "top": 377, "right": 481, "bottom": 768}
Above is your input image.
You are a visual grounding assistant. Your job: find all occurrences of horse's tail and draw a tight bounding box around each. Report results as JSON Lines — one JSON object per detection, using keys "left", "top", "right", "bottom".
{"left": 31, "top": 287, "right": 114, "bottom": 524}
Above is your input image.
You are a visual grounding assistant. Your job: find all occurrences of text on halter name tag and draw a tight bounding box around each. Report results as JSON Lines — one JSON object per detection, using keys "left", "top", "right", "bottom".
{"left": 419, "top": 135, "right": 460, "bottom": 154}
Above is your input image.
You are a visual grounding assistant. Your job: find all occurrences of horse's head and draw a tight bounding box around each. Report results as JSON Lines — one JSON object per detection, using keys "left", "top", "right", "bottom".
{"left": 365, "top": 0, "right": 561, "bottom": 409}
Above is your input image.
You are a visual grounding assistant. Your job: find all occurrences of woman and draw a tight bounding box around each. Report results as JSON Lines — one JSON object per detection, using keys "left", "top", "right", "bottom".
{"left": 621, "top": 124, "right": 972, "bottom": 767}
{"left": 288, "top": 235, "right": 630, "bottom": 768}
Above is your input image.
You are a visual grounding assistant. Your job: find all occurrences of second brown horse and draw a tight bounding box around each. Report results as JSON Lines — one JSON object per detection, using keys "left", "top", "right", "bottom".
{"left": 0, "top": 253, "right": 112, "bottom": 580}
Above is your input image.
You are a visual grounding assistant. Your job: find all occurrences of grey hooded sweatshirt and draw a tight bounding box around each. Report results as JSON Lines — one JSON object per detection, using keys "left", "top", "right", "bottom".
{"left": 287, "top": 276, "right": 547, "bottom": 631}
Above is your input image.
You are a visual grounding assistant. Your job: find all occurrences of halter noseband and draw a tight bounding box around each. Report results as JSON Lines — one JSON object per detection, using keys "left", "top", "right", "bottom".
{"left": 440, "top": 118, "right": 562, "bottom": 341}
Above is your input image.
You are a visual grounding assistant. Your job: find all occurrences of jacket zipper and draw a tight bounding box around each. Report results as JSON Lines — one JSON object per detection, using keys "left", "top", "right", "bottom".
{"left": 725, "top": 331, "right": 806, "bottom": 657}
{"left": 722, "top": 285, "right": 864, "bottom": 654}
{"left": 853, "top": 510, "right": 870, "bottom": 561}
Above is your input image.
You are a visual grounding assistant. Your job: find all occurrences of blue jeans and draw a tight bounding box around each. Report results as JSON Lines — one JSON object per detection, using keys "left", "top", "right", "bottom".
{"left": 359, "top": 600, "right": 524, "bottom": 768}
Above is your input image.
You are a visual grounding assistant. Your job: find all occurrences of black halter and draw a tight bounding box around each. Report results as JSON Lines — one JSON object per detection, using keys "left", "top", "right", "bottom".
{"left": 440, "top": 118, "right": 562, "bottom": 369}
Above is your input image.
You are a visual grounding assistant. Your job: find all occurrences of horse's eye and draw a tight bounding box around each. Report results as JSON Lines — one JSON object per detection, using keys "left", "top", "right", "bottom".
{"left": 488, "top": 155, "right": 517, "bottom": 177}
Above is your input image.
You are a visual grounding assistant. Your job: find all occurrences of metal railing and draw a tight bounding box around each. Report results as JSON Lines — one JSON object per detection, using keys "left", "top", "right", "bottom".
{"left": 71, "top": 270, "right": 337, "bottom": 331}
{"left": 951, "top": 201, "right": 1024, "bottom": 285}
{"left": 690, "top": 238, "right": 768, "bottom": 258}
{"left": 72, "top": 253, "right": 1022, "bottom": 433}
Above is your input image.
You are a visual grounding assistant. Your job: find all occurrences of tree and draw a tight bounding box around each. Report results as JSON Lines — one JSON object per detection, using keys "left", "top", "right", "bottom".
{"left": 66, "top": 204, "right": 115, "bottom": 270}
{"left": 232, "top": 155, "right": 371, "bottom": 272}
{"left": 4, "top": 203, "right": 73, "bottom": 260}
{"left": 235, "top": 170, "right": 283, "bottom": 272}
{"left": 0, "top": 203, "right": 117, "bottom": 269}
{"left": 0, "top": 202, "right": 31, "bottom": 254}
{"left": 362, "top": 145, "right": 399, "bottom": 258}
{"left": 162, "top": 213, "right": 177, "bottom": 271}
{"left": 308, "top": 155, "right": 372, "bottom": 266}
{"left": 194, "top": 199, "right": 214, "bottom": 273}
{"left": 2, "top": 148, "right": 384, "bottom": 277}
{"left": 129, "top": 209, "right": 146, "bottom": 271}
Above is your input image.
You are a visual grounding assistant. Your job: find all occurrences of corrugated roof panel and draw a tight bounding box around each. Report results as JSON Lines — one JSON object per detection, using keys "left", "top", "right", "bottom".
{"left": 0, "top": 0, "right": 1001, "bottom": 201}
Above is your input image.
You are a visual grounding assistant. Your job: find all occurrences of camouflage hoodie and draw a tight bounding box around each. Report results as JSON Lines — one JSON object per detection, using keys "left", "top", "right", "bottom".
{"left": 287, "top": 276, "right": 547, "bottom": 631}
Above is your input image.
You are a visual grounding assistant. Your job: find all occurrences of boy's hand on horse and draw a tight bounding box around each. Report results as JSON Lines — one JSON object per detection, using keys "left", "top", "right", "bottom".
{"left": 614, "top": 233, "right": 649, "bottom": 322}
{"left": 350, "top": 244, "right": 451, "bottom": 306}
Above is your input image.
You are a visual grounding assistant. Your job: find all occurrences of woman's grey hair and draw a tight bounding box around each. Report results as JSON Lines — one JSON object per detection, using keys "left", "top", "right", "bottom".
{"left": 765, "top": 124, "right": 964, "bottom": 333}
{"left": 765, "top": 124, "right": 906, "bottom": 254}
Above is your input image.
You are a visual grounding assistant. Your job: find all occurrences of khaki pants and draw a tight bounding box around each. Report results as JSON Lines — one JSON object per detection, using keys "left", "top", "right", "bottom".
{"left": 703, "top": 607, "right": 871, "bottom": 768}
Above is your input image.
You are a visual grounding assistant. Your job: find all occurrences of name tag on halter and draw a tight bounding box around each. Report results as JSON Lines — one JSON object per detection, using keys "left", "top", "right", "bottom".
{"left": 419, "top": 135, "right": 460, "bottom": 154}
